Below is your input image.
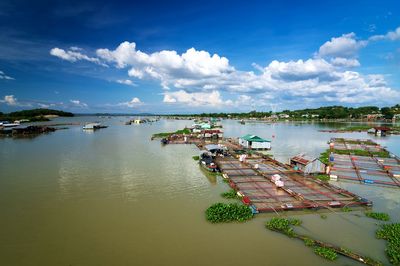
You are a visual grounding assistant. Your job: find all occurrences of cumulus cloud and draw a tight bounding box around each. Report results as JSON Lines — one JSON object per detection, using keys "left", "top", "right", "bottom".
{"left": 370, "top": 26, "right": 400, "bottom": 41}
{"left": 50, "top": 35, "right": 400, "bottom": 108}
{"left": 50, "top": 47, "right": 107, "bottom": 66}
{"left": 0, "top": 70, "right": 14, "bottom": 80}
{"left": 70, "top": 99, "right": 88, "bottom": 108}
{"left": 116, "top": 79, "right": 136, "bottom": 86}
{"left": 118, "top": 97, "right": 142, "bottom": 107}
{"left": 96, "top": 41, "right": 234, "bottom": 89}
{"left": 1, "top": 95, "right": 18, "bottom": 105}
{"left": 330, "top": 57, "right": 360, "bottom": 67}
{"left": 317, "top": 33, "right": 367, "bottom": 58}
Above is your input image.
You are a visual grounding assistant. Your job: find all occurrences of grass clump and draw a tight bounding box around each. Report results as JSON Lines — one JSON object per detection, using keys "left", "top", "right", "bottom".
{"left": 265, "top": 217, "right": 301, "bottom": 237}
{"left": 342, "top": 206, "right": 352, "bottom": 212}
{"left": 192, "top": 155, "right": 200, "bottom": 161}
{"left": 314, "top": 247, "right": 338, "bottom": 261}
{"left": 205, "top": 203, "right": 253, "bottom": 223}
{"left": 315, "top": 174, "right": 330, "bottom": 182}
{"left": 152, "top": 128, "right": 191, "bottom": 138}
{"left": 320, "top": 214, "right": 327, "bottom": 219}
{"left": 376, "top": 223, "right": 400, "bottom": 265}
{"left": 303, "top": 237, "right": 315, "bottom": 247}
{"left": 365, "top": 212, "right": 390, "bottom": 221}
{"left": 221, "top": 189, "right": 239, "bottom": 199}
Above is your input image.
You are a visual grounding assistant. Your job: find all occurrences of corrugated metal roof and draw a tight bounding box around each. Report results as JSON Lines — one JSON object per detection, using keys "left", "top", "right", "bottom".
{"left": 240, "top": 134, "right": 270, "bottom": 142}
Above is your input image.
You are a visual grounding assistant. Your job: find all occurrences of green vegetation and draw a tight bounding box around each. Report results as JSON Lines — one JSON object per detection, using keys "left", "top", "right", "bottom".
{"left": 303, "top": 237, "right": 315, "bottom": 246}
{"left": 330, "top": 148, "right": 390, "bottom": 158}
{"left": 365, "top": 212, "right": 390, "bottom": 221}
{"left": 320, "top": 214, "right": 327, "bottom": 219}
{"left": 315, "top": 174, "right": 330, "bottom": 182}
{"left": 314, "top": 247, "right": 338, "bottom": 261}
{"left": 152, "top": 128, "right": 191, "bottom": 138}
{"left": 319, "top": 150, "right": 331, "bottom": 165}
{"left": 334, "top": 138, "right": 377, "bottom": 145}
{"left": 0, "top": 108, "right": 74, "bottom": 122}
{"left": 192, "top": 155, "right": 200, "bottom": 161}
{"left": 221, "top": 189, "right": 239, "bottom": 199}
{"left": 342, "top": 206, "right": 352, "bottom": 212}
{"left": 169, "top": 104, "right": 400, "bottom": 120}
{"left": 265, "top": 217, "right": 301, "bottom": 237}
{"left": 205, "top": 203, "right": 253, "bottom": 223}
{"left": 376, "top": 223, "right": 400, "bottom": 265}
{"left": 265, "top": 217, "right": 382, "bottom": 265}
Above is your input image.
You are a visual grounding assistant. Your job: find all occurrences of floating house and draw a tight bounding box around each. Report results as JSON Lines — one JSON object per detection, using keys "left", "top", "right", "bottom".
{"left": 239, "top": 134, "right": 271, "bottom": 150}
{"left": 290, "top": 154, "right": 326, "bottom": 174}
{"left": 372, "top": 126, "right": 391, "bottom": 136}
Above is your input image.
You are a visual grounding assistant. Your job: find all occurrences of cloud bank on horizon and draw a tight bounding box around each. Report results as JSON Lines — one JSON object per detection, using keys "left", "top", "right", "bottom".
{"left": 47, "top": 26, "right": 400, "bottom": 110}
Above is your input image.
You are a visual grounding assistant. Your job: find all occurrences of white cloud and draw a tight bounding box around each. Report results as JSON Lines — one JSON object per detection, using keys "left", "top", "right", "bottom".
{"left": 370, "top": 26, "right": 400, "bottom": 41}
{"left": 1, "top": 95, "right": 18, "bottom": 105}
{"left": 96, "top": 41, "right": 233, "bottom": 86}
{"left": 70, "top": 99, "right": 88, "bottom": 108}
{"left": 128, "top": 68, "right": 144, "bottom": 79}
{"left": 0, "top": 70, "right": 14, "bottom": 80}
{"left": 50, "top": 35, "right": 400, "bottom": 108}
{"left": 50, "top": 47, "right": 107, "bottom": 66}
{"left": 163, "top": 90, "right": 227, "bottom": 107}
{"left": 317, "top": 33, "right": 367, "bottom": 58}
{"left": 118, "top": 97, "right": 142, "bottom": 107}
{"left": 330, "top": 57, "right": 360, "bottom": 67}
{"left": 116, "top": 79, "right": 136, "bottom": 86}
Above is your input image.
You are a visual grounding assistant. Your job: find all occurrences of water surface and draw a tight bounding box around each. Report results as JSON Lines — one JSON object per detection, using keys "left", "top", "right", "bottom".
{"left": 1, "top": 118, "right": 399, "bottom": 265}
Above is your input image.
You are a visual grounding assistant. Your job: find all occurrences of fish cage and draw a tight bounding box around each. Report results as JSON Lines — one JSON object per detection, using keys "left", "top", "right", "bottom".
{"left": 216, "top": 157, "right": 371, "bottom": 213}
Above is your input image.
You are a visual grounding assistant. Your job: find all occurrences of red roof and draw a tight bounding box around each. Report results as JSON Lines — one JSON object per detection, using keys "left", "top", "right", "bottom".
{"left": 290, "top": 156, "right": 310, "bottom": 165}
{"left": 374, "top": 127, "right": 391, "bottom": 131}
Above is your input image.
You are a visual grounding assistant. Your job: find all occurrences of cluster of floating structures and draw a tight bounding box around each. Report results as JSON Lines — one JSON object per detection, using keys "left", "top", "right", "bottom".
{"left": 82, "top": 123, "right": 108, "bottom": 130}
{"left": 125, "top": 118, "right": 159, "bottom": 125}
{"left": 327, "top": 138, "right": 400, "bottom": 187}
{"left": 155, "top": 126, "right": 376, "bottom": 213}
{"left": 218, "top": 155, "right": 371, "bottom": 213}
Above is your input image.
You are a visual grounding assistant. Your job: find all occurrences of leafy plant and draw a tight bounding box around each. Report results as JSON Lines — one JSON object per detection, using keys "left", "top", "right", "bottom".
{"left": 303, "top": 237, "right": 315, "bottom": 247}
{"left": 376, "top": 223, "right": 400, "bottom": 265}
{"left": 221, "top": 189, "right": 239, "bottom": 199}
{"left": 314, "top": 247, "right": 338, "bottom": 261}
{"left": 365, "top": 212, "right": 390, "bottom": 221}
{"left": 320, "top": 214, "right": 327, "bottom": 219}
{"left": 205, "top": 203, "right": 253, "bottom": 223}
{"left": 192, "top": 155, "right": 200, "bottom": 161}
{"left": 342, "top": 206, "right": 352, "bottom": 212}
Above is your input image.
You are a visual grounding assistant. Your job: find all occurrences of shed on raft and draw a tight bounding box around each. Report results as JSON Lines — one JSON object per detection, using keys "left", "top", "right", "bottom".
{"left": 239, "top": 134, "right": 271, "bottom": 150}
{"left": 290, "top": 154, "right": 326, "bottom": 174}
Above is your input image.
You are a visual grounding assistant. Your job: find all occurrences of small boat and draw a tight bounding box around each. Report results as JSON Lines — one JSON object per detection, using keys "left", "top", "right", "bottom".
{"left": 1, "top": 121, "right": 20, "bottom": 128}
{"left": 239, "top": 119, "right": 245, "bottom": 125}
{"left": 83, "top": 123, "right": 107, "bottom": 130}
{"left": 161, "top": 138, "right": 169, "bottom": 145}
{"left": 199, "top": 152, "right": 218, "bottom": 172}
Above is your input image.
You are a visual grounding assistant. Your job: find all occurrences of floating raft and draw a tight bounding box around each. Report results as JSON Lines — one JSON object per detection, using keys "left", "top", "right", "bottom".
{"left": 217, "top": 156, "right": 371, "bottom": 213}
{"left": 328, "top": 138, "right": 400, "bottom": 187}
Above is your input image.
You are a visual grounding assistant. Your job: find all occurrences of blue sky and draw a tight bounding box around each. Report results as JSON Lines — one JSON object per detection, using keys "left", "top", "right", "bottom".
{"left": 0, "top": 0, "right": 399, "bottom": 113}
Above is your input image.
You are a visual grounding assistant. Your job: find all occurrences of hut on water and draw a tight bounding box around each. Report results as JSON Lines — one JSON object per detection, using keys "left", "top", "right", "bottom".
{"left": 239, "top": 134, "right": 271, "bottom": 150}
{"left": 290, "top": 154, "right": 326, "bottom": 174}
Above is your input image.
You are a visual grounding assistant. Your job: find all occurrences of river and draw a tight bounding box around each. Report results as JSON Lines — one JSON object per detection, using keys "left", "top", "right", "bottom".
{"left": 0, "top": 117, "right": 399, "bottom": 265}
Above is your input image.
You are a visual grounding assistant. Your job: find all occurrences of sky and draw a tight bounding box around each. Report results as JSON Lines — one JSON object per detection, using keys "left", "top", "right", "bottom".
{"left": 0, "top": 0, "right": 399, "bottom": 114}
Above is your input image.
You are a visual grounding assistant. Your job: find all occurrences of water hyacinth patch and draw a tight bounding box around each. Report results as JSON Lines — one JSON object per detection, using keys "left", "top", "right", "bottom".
{"left": 365, "top": 212, "right": 390, "bottom": 221}
{"left": 205, "top": 203, "right": 253, "bottom": 223}
{"left": 376, "top": 223, "right": 400, "bottom": 265}
{"left": 314, "top": 247, "right": 338, "bottom": 261}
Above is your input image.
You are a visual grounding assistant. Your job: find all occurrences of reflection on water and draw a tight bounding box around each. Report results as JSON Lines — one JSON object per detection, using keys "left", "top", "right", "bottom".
{"left": 0, "top": 117, "right": 399, "bottom": 266}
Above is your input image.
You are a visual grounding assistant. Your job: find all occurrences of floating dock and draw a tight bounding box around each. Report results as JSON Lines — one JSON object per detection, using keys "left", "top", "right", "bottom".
{"left": 217, "top": 156, "right": 371, "bottom": 213}
{"left": 328, "top": 138, "right": 400, "bottom": 187}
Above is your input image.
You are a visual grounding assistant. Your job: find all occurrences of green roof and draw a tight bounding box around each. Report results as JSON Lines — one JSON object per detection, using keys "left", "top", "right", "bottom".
{"left": 240, "top": 134, "right": 270, "bottom": 142}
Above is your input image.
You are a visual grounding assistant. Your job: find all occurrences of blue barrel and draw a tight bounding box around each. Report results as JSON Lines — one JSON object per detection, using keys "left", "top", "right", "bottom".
{"left": 364, "top": 179, "right": 374, "bottom": 184}
{"left": 329, "top": 154, "right": 334, "bottom": 162}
